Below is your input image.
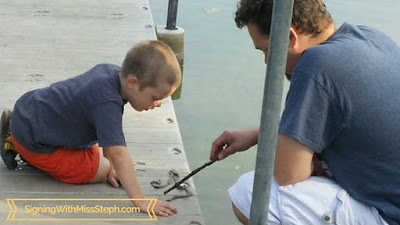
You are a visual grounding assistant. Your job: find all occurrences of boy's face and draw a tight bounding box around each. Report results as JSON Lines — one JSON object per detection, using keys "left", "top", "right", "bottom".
{"left": 126, "top": 77, "right": 177, "bottom": 111}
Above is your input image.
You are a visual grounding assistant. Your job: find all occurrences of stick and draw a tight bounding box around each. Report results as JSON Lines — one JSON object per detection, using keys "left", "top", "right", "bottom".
{"left": 163, "top": 160, "right": 217, "bottom": 195}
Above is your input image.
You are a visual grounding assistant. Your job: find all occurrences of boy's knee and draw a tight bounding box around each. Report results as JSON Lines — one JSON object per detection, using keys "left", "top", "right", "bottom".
{"left": 232, "top": 203, "right": 249, "bottom": 225}
{"left": 89, "top": 156, "right": 110, "bottom": 183}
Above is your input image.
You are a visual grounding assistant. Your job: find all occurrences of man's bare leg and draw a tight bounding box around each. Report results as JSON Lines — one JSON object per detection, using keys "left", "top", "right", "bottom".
{"left": 232, "top": 203, "right": 249, "bottom": 225}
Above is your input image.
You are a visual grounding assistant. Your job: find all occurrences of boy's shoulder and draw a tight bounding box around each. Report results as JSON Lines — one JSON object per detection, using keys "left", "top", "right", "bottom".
{"left": 93, "top": 63, "right": 120, "bottom": 69}
{"left": 75, "top": 63, "right": 121, "bottom": 86}
{"left": 88, "top": 63, "right": 121, "bottom": 75}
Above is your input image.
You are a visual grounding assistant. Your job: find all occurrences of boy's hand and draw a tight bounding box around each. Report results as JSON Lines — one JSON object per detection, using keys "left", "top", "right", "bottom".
{"left": 135, "top": 199, "right": 178, "bottom": 217}
{"left": 153, "top": 200, "right": 178, "bottom": 217}
{"left": 107, "top": 169, "right": 120, "bottom": 188}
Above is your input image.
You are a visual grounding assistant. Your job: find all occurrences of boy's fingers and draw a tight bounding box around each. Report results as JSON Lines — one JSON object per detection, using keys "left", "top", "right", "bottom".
{"left": 166, "top": 204, "right": 178, "bottom": 214}
{"left": 160, "top": 207, "right": 175, "bottom": 216}
{"left": 108, "top": 176, "right": 119, "bottom": 188}
{"left": 154, "top": 207, "right": 171, "bottom": 217}
{"left": 158, "top": 201, "right": 178, "bottom": 214}
{"left": 155, "top": 210, "right": 168, "bottom": 217}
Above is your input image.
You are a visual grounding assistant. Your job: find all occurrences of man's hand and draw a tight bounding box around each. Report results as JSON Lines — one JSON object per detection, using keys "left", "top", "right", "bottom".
{"left": 107, "top": 169, "right": 119, "bottom": 188}
{"left": 210, "top": 129, "right": 259, "bottom": 161}
{"left": 311, "top": 155, "right": 329, "bottom": 177}
{"left": 135, "top": 199, "right": 178, "bottom": 217}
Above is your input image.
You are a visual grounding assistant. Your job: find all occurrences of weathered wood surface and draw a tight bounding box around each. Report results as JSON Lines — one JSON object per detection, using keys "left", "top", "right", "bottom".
{"left": 0, "top": 0, "right": 204, "bottom": 224}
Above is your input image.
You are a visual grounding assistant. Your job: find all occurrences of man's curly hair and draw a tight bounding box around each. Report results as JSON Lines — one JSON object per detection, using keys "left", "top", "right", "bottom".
{"left": 235, "top": 0, "right": 333, "bottom": 37}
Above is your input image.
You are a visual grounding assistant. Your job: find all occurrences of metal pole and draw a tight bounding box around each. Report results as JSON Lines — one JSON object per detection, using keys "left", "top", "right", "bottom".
{"left": 249, "top": 0, "right": 294, "bottom": 224}
{"left": 166, "top": 0, "right": 178, "bottom": 30}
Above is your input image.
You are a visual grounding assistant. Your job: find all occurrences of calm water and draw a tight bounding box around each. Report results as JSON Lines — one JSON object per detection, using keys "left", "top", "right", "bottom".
{"left": 150, "top": 0, "right": 400, "bottom": 224}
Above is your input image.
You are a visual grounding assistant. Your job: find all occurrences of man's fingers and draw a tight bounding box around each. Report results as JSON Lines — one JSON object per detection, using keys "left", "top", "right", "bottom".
{"left": 210, "top": 144, "right": 223, "bottom": 160}
{"left": 218, "top": 144, "right": 235, "bottom": 160}
{"left": 210, "top": 132, "right": 229, "bottom": 160}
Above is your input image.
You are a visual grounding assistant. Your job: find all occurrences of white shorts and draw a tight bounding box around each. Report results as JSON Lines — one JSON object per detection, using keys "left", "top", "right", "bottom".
{"left": 229, "top": 171, "right": 388, "bottom": 225}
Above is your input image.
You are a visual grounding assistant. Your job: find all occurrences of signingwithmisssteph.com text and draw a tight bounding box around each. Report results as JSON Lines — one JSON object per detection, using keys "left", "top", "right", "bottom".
{"left": 24, "top": 204, "right": 141, "bottom": 215}
{"left": 6, "top": 198, "right": 157, "bottom": 221}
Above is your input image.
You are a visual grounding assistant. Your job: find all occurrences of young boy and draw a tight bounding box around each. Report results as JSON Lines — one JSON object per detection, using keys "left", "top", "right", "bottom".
{"left": 0, "top": 40, "right": 181, "bottom": 217}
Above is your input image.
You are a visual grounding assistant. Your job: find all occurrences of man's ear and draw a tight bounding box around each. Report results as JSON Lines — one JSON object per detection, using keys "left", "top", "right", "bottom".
{"left": 289, "top": 26, "right": 299, "bottom": 50}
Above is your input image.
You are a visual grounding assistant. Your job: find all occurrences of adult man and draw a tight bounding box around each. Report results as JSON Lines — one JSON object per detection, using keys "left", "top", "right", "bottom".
{"left": 210, "top": 0, "right": 400, "bottom": 224}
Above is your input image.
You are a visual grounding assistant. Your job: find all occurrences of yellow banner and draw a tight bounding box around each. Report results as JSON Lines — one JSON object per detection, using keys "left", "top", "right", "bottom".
{"left": 6, "top": 198, "right": 157, "bottom": 221}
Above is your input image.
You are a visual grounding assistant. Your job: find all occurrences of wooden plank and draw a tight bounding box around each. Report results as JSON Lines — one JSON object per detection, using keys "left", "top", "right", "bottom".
{"left": 126, "top": 143, "right": 188, "bottom": 161}
{"left": 0, "top": 165, "right": 195, "bottom": 186}
{"left": 0, "top": 0, "right": 151, "bottom": 8}
{"left": 0, "top": 0, "right": 205, "bottom": 224}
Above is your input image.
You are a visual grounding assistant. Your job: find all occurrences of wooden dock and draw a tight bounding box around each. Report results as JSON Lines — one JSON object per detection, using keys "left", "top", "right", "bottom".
{"left": 0, "top": 0, "right": 205, "bottom": 224}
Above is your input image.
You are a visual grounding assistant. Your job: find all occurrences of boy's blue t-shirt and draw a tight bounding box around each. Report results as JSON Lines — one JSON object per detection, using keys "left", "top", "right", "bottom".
{"left": 279, "top": 23, "right": 400, "bottom": 224}
{"left": 10, "top": 63, "right": 127, "bottom": 152}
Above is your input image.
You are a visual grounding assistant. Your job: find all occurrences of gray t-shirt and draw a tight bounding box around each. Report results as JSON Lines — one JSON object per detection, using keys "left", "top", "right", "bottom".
{"left": 10, "top": 63, "right": 127, "bottom": 153}
{"left": 279, "top": 23, "right": 400, "bottom": 225}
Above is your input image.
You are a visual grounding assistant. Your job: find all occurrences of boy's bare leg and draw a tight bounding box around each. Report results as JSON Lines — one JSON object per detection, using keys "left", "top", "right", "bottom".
{"left": 89, "top": 155, "right": 110, "bottom": 183}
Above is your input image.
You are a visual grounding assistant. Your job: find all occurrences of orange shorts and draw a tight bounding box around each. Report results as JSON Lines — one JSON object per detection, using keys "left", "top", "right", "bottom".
{"left": 11, "top": 135, "right": 100, "bottom": 184}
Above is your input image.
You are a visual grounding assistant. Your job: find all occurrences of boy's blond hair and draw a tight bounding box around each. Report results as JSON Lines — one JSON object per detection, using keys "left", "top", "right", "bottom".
{"left": 121, "top": 40, "right": 181, "bottom": 90}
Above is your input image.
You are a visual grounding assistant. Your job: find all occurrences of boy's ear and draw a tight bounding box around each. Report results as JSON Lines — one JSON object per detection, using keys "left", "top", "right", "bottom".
{"left": 126, "top": 75, "right": 139, "bottom": 89}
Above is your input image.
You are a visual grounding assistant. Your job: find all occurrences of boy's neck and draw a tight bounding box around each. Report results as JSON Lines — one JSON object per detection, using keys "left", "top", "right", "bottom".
{"left": 119, "top": 73, "right": 128, "bottom": 101}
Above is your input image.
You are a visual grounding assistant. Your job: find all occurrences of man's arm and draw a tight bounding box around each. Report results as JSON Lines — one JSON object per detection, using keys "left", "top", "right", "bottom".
{"left": 209, "top": 129, "right": 314, "bottom": 186}
{"left": 274, "top": 134, "right": 314, "bottom": 186}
